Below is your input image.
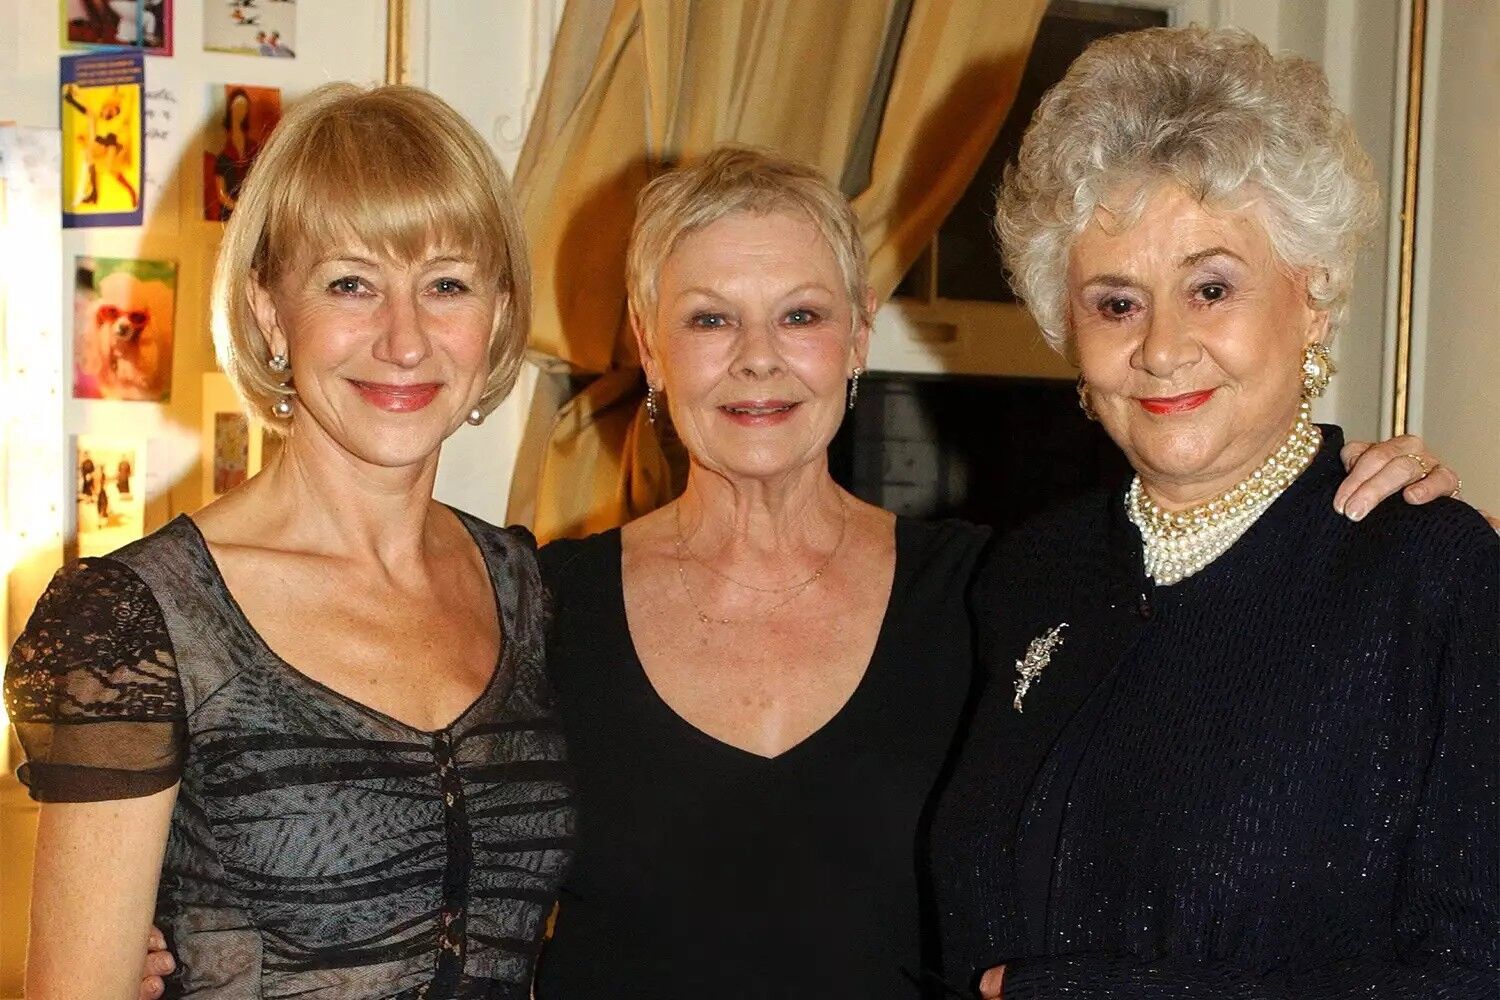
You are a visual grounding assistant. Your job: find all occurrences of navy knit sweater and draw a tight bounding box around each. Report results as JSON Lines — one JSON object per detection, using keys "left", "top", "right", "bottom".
{"left": 928, "top": 427, "right": 1498, "bottom": 998}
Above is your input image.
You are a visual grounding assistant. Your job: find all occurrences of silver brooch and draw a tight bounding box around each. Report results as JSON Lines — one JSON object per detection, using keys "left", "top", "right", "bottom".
{"left": 1013, "top": 623, "right": 1068, "bottom": 712}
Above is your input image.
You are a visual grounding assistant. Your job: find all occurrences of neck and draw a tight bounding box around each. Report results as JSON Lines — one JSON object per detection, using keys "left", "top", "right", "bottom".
{"left": 675, "top": 459, "right": 848, "bottom": 566}
{"left": 240, "top": 425, "right": 445, "bottom": 569}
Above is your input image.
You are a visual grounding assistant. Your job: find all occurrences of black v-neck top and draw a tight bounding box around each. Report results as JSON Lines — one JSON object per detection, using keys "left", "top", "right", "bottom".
{"left": 535, "top": 517, "right": 990, "bottom": 999}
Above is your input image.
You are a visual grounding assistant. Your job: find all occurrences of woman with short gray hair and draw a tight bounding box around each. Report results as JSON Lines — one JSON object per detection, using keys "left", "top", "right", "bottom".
{"left": 929, "top": 26, "right": 1496, "bottom": 999}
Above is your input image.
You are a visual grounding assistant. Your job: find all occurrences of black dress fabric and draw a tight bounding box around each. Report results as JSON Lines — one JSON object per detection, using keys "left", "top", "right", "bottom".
{"left": 928, "top": 426, "right": 1499, "bottom": 998}
{"left": 4, "top": 512, "right": 576, "bottom": 999}
{"left": 535, "top": 517, "right": 990, "bottom": 999}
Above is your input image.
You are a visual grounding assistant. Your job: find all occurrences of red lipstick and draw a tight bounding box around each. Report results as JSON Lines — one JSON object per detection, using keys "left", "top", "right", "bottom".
{"left": 718, "top": 399, "right": 800, "bottom": 427}
{"left": 1137, "top": 389, "right": 1216, "bottom": 415}
{"left": 349, "top": 380, "right": 442, "bottom": 413}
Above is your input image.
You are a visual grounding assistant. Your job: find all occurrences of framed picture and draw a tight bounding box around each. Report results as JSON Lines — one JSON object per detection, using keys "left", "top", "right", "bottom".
{"left": 72, "top": 256, "right": 177, "bottom": 402}
{"left": 204, "top": 0, "right": 296, "bottom": 58}
{"left": 61, "top": 51, "right": 146, "bottom": 228}
{"left": 202, "top": 84, "right": 281, "bottom": 221}
{"left": 62, "top": 0, "right": 174, "bottom": 57}
{"left": 74, "top": 435, "right": 146, "bottom": 557}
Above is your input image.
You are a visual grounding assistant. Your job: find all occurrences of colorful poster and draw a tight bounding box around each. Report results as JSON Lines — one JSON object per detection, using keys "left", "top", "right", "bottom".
{"left": 213, "top": 412, "right": 250, "bottom": 494}
{"left": 72, "top": 256, "right": 177, "bottom": 401}
{"left": 204, "top": 0, "right": 296, "bottom": 58}
{"left": 62, "top": 0, "right": 174, "bottom": 56}
{"left": 74, "top": 436, "right": 146, "bottom": 557}
{"left": 203, "top": 84, "right": 281, "bottom": 221}
{"left": 61, "top": 50, "right": 146, "bottom": 228}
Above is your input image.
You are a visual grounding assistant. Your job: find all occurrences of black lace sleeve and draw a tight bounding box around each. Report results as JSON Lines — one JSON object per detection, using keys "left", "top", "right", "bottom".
{"left": 4, "top": 557, "right": 185, "bottom": 802}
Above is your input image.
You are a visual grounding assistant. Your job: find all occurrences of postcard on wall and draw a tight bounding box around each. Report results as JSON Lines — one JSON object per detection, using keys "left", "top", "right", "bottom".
{"left": 72, "top": 256, "right": 177, "bottom": 401}
{"left": 203, "top": 84, "right": 281, "bottom": 221}
{"left": 204, "top": 0, "right": 296, "bottom": 58}
{"left": 201, "top": 372, "right": 267, "bottom": 499}
{"left": 74, "top": 436, "right": 146, "bottom": 557}
{"left": 62, "top": 0, "right": 174, "bottom": 56}
{"left": 142, "top": 61, "right": 184, "bottom": 235}
{"left": 61, "top": 50, "right": 146, "bottom": 228}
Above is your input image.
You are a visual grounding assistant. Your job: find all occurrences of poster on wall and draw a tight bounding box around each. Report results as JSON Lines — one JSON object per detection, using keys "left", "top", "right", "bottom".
{"left": 60, "top": 50, "right": 146, "bottom": 228}
{"left": 74, "top": 436, "right": 146, "bottom": 557}
{"left": 204, "top": 0, "right": 296, "bottom": 58}
{"left": 62, "top": 0, "right": 174, "bottom": 56}
{"left": 72, "top": 256, "right": 177, "bottom": 401}
{"left": 201, "top": 372, "right": 269, "bottom": 500}
{"left": 203, "top": 84, "right": 281, "bottom": 221}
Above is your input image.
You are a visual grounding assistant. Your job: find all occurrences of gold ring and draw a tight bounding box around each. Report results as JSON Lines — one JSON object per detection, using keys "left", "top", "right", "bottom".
{"left": 1403, "top": 453, "right": 1432, "bottom": 478}
{"left": 1450, "top": 477, "right": 1463, "bottom": 499}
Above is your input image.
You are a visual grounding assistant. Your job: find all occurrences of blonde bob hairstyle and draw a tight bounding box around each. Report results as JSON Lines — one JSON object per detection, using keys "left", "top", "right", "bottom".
{"left": 211, "top": 82, "right": 531, "bottom": 429}
{"left": 626, "top": 146, "right": 871, "bottom": 337}
{"left": 996, "top": 26, "right": 1380, "bottom": 357}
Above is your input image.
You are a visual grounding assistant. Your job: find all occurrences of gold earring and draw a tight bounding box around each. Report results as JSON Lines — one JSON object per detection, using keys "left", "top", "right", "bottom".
{"left": 1301, "top": 343, "right": 1335, "bottom": 399}
{"left": 1076, "top": 375, "right": 1098, "bottom": 422}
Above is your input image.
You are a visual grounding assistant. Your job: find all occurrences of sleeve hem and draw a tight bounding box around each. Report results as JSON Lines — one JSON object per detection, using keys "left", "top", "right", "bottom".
{"left": 19, "top": 761, "right": 181, "bottom": 802}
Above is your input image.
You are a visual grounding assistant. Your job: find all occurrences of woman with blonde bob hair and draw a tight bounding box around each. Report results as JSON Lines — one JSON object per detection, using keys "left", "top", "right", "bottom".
{"left": 6, "top": 83, "right": 574, "bottom": 998}
{"left": 929, "top": 27, "right": 1496, "bottom": 999}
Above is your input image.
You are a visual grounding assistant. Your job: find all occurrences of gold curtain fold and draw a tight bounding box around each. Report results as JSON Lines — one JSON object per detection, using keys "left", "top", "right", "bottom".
{"left": 509, "top": 0, "right": 1046, "bottom": 542}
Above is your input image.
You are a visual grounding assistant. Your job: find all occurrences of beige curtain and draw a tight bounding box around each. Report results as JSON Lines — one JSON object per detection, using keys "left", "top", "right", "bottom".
{"left": 509, "top": 0, "right": 1046, "bottom": 542}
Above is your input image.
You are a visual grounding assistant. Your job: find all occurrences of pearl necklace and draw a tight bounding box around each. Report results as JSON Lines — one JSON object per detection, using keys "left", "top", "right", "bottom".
{"left": 1128, "top": 403, "right": 1321, "bottom": 586}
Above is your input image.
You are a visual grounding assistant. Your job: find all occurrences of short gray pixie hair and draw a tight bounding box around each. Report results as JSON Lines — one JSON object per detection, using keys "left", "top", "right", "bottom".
{"left": 997, "top": 26, "right": 1380, "bottom": 355}
{"left": 627, "top": 146, "right": 871, "bottom": 336}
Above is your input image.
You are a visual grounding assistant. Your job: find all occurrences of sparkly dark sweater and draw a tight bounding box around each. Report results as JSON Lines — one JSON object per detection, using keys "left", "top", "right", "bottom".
{"left": 928, "top": 427, "right": 1499, "bottom": 998}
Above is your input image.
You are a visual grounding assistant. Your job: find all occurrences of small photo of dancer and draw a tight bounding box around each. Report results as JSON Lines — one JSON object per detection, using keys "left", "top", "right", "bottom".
{"left": 60, "top": 51, "right": 146, "bottom": 227}
{"left": 74, "top": 436, "right": 145, "bottom": 558}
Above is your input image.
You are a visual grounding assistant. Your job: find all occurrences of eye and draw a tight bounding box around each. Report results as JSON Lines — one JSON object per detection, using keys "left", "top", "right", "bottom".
{"left": 1100, "top": 295, "right": 1137, "bottom": 319}
{"left": 1196, "top": 281, "right": 1228, "bottom": 303}
{"left": 328, "top": 276, "right": 366, "bottom": 295}
{"left": 784, "top": 308, "right": 820, "bottom": 326}
{"left": 432, "top": 277, "right": 470, "bottom": 295}
{"left": 690, "top": 312, "right": 728, "bottom": 329}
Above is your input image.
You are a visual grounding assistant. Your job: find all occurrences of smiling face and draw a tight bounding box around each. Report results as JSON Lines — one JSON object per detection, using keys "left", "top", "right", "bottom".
{"left": 637, "top": 209, "right": 871, "bottom": 485}
{"left": 1069, "top": 181, "right": 1328, "bottom": 507}
{"left": 249, "top": 242, "right": 500, "bottom": 470}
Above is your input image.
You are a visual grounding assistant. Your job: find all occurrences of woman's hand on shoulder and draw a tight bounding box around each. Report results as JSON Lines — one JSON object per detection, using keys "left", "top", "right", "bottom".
{"left": 1336, "top": 434, "right": 1495, "bottom": 528}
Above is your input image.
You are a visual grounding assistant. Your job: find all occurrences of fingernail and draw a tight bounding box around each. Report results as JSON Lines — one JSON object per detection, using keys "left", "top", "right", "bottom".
{"left": 1333, "top": 498, "right": 1345, "bottom": 515}
{"left": 1348, "top": 504, "right": 1366, "bottom": 521}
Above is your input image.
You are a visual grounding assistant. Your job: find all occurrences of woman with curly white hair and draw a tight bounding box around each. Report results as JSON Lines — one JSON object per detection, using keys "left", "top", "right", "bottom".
{"left": 928, "top": 26, "right": 1497, "bottom": 999}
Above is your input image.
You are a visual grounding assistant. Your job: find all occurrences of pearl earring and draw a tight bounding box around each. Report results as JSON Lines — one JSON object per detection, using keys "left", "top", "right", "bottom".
{"left": 1301, "top": 343, "right": 1335, "bottom": 399}
{"left": 466, "top": 407, "right": 484, "bottom": 426}
{"left": 271, "top": 394, "right": 293, "bottom": 418}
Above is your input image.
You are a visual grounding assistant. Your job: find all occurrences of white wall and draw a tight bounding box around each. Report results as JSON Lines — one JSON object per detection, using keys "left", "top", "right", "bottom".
{"left": 1408, "top": 0, "right": 1500, "bottom": 510}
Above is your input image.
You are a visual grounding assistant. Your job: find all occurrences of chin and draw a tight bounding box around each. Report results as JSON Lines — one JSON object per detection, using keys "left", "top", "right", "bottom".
{"left": 1121, "top": 418, "right": 1230, "bottom": 484}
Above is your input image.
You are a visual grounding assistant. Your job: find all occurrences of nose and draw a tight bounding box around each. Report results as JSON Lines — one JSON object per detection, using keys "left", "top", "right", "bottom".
{"left": 731, "top": 316, "right": 784, "bottom": 379}
{"left": 372, "top": 288, "right": 431, "bottom": 369}
{"left": 1136, "top": 298, "right": 1200, "bottom": 379}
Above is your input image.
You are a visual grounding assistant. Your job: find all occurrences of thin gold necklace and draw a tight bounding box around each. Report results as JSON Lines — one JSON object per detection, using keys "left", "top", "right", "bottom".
{"left": 673, "top": 497, "right": 849, "bottom": 624}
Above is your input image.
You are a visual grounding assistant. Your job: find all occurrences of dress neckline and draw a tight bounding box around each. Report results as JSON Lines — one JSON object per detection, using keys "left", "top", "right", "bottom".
{"left": 606, "top": 516, "right": 907, "bottom": 764}
{"left": 171, "top": 509, "right": 513, "bottom": 736}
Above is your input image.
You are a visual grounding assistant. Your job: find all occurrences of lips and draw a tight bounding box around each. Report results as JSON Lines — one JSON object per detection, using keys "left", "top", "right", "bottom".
{"left": 718, "top": 400, "right": 800, "bottom": 425}
{"left": 349, "top": 379, "right": 442, "bottom": 413}
{"left": 1137, "top": 388, "right": 1216, "bottom": 415}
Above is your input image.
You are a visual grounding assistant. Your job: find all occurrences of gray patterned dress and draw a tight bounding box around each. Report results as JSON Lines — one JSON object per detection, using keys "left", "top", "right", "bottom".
{"left": 5, "top": 512, "right": 575, "bottom": 998}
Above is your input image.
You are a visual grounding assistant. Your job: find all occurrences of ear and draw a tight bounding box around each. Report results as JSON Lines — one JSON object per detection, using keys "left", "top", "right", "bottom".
{"left": 851, "top": 287, "right": 877, "bottom": 372}
{"left": 1302, "top": 269, "right": 1332, "bottom": 346}
{"left": 246, "top": 273, "right": 287, "bottom": 359}
{"left": 629, "top": 307, "right": 661, "bottom": 389}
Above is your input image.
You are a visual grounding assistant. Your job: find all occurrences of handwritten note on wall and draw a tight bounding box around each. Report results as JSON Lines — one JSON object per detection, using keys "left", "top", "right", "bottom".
{"left": 143, "top": 63, "right": 183, "bottom": 236}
